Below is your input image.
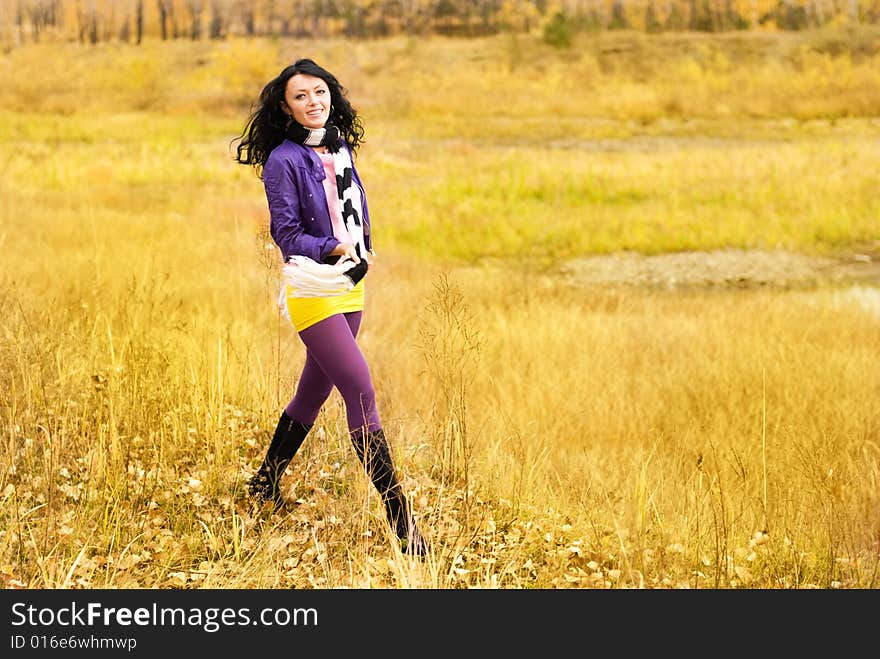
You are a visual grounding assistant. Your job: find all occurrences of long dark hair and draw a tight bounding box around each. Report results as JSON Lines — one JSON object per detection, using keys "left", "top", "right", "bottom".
{"left": 233, "top": 58, "right": 365, "bottom": 178}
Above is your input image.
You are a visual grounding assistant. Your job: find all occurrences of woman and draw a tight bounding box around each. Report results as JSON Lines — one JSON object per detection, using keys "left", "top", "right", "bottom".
{"left": 234, "top": 58, "right": 428, "bottom": 556}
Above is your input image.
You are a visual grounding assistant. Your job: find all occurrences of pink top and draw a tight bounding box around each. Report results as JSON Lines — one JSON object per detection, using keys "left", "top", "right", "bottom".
{"left": 318, "top": 152, "right": 353, "bottom": 244}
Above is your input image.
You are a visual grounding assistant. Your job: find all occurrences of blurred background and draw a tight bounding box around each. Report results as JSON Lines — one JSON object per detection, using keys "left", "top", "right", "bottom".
{"left": 1, "top": 1, "right": 878, "bottom": 589}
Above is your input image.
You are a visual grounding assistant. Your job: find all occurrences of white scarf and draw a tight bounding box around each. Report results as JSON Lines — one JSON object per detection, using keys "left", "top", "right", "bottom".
{"left": 278, "top": 145, "right": 369, "bottom": 318}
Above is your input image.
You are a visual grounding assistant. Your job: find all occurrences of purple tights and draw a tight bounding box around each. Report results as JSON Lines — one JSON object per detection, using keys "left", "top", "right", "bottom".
{"left": 284, "top": 311, "right": 382, "bottom": 434}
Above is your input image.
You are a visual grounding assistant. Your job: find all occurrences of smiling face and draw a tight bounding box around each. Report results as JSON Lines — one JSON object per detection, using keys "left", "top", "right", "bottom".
{"left": 283, "top": 73, "right": 331, "bottom": 129}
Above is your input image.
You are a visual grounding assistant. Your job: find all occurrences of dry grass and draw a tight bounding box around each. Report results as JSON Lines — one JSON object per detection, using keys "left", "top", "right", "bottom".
{"left": 1, "top": 31, "right": 878, "bottom": 589}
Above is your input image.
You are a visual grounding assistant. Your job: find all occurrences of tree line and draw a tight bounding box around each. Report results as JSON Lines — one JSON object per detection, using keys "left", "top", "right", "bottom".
{"left": 3, "top": 0, "right": 879, "bottom": 48}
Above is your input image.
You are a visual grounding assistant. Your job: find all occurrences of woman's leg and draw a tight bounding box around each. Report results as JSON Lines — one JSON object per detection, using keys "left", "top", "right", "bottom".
{"left": 349, "top": 426, "right": 429, "bottom": 555}
{"left": 251, "top": 312, "right": 364, "bottom": 504}
{"left": 294, "top": 312, "right": 380, "bottom": 434}
{"left": 284, "top": 311, "right": 363, "bottom": 425}
{"left": 296, "top": 313, "right": 428, "bottom": 554}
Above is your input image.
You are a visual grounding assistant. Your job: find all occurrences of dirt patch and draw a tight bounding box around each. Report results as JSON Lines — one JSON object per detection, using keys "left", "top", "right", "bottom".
{"left": 557, "top": 247, "right": 880, "bottom": 291}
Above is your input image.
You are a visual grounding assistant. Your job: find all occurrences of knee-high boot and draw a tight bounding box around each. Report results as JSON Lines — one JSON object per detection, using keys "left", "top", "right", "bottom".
{"left": 249, "top": 411, "right": 312, "bottom": 505}
{"left": 350, "top": 428, "right": 430, "bottom": 556}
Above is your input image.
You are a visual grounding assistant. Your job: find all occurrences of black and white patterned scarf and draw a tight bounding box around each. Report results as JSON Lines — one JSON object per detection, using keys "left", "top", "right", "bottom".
{"left": 329, "top": 144, "right": 367, "bottom": 275}
{"left": 286, "top": 121, "right": 339, "bottom": 150}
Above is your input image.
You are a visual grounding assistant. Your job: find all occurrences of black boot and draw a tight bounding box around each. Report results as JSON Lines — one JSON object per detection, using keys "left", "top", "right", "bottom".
{"left": 249, "top": 412, "right": 312, "bottom": 506}
{"left": 350, "top": 428, "right": 430, "bottom": 557}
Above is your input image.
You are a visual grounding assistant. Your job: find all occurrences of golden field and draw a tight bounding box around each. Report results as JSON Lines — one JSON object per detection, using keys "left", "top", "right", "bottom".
{"left": 1, "top": 28, "right": 878, "bottom": 588}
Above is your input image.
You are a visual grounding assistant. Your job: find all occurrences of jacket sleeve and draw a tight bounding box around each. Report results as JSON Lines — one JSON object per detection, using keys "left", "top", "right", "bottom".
{"left": 263, "top": 154, "right": 339, "bottom": 262}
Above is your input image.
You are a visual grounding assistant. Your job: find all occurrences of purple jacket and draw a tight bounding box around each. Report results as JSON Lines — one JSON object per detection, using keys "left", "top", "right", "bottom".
{"left": 263, "top": 139, "right": 372, "bottom": 263}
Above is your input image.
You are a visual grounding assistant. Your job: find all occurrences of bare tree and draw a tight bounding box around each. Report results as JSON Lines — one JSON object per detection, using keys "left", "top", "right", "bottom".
{"left": 136, "top": 0, "right": 144, "bottom": 42}
{"left": 119, "top": 9, "right": 131, "bottom": 41}
{"left": 15, "top": 0, "right": 24, "bottom": 44}
{"left": 187, "top": 0, "right": 203, "bottom": 38}
{"left": 209, "top": 0, "right": 230, "bottom": 37}
{"left": 32, "top": 0, "right": 59, "bottom": 40}
{"left": 158, "top": 0, "right": 168, "bottom": 38}
{"left": 87, "top": 8, "right": 98, "bottom": 42}
{"left": 240, "top": 0, "right": 256, "bottom": 35}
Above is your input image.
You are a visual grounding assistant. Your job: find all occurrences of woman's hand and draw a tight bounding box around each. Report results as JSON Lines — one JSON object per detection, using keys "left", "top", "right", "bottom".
{"left": 330, "top": 243, "right": 375, "bottom": 266}
{"left": 330, "top": 242, "right": 361, "bottom": 264}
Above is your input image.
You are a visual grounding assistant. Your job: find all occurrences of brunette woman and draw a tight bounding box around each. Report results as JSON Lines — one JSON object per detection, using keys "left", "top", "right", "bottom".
{"left": 234, "top": 58, "right": 428, "bottom": 557}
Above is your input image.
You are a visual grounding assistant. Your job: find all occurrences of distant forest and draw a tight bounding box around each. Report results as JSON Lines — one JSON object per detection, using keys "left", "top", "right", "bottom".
{"left": 3, "top": 0, "right": 880, "bottom": 48}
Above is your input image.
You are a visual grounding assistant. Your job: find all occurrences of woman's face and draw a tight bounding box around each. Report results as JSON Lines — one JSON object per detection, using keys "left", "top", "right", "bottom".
{"left": 283, "top": 73, "right": 331, "bottom": 129}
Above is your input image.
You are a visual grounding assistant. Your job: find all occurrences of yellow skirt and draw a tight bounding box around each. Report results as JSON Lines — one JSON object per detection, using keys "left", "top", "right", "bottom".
{"left": 284, "top": 280, "right": 365, "bottom": 332}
